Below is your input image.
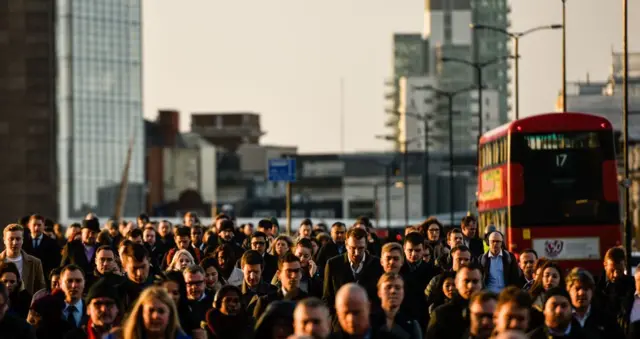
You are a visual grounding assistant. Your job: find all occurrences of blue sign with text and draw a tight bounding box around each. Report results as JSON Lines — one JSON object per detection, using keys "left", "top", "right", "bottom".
{"left": 268, "top": 158, "right": 296, "bottom": 182}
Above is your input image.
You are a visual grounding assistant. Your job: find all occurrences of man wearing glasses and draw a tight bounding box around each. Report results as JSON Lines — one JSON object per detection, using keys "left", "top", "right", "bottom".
{"left": 322, "top": 227, "right": 382, "bottom": 318}
{"left": 184, "top": 265, "right": 214, "bottom": 324}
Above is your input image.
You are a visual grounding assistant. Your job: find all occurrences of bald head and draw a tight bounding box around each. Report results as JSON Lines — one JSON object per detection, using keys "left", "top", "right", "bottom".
{"left": 335, "top": 283, "right": 370, "bottom": 335}
{"left": 494, "top": 330, "right": 527, "bottom": 339}
{"left": 489, "top": 231, "right": 504, "bottom": 255}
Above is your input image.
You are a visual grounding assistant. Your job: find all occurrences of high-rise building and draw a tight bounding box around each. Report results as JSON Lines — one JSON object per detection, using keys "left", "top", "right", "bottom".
{"left": 57, "top": 1, "right": 144, "bottom": 223}
{"left": 0, "top": 1, "right": 58, "bottom": 224}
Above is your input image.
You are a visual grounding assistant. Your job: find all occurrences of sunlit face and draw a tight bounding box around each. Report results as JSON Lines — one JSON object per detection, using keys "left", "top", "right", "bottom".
{"left": 190, "top": 228, "right": 204, "bottom": 246}
{"left": 1, "top": 272, "right": 18, "bottom": 293}
{"left": 205, "top": 266, "right": 219, "bottom": 289}
{"left": 81, "top": 228, "right": 98, "bottom": 246}
{"left": 568, "top": 281, "right": 593, "bottom": 310}
{"left": 243, "top": 264, "right": 262, "bottom": 287}
{"left": 88, "top": 297, "right": 118, "bottom": 327}
{"left": 605, "top": 259, "right": 625, "bottom": 283}
{"left": 378, "top": 277, "right": 404, "bottom": 311}
{"left": 275, "top": 239, "right": 289, "bottom": 256}
{"left": 346, "top": 237, "right": 366, "bottom": 265}
{"left": 178, "top": 253, "right": 192, "bottom": 271}
{"left": 462, "top": 221, "right": 477, "bottom": 238}
{"left": 519, "top": 252, "right": 536, "bottom": 280}
{"left": 61, "top": 269, "right": 85, "bottom": 302}
{"left": 456, "top": 267, "right": 482, "bottom": 300}
{"left": 488, "top": 232, "right": 503, "bottom": 255}
{"left": 143, "top": 229, "right": 156, "bottom": 246}
{"left": 28, "top": 219, "right": 45, "bottom": 238}
{"left": 162, "top": 281, "right": 181, "bottom": 305}
{"left": 448, "top": 232, "right": 463, "bottom": 248}
{"left": 336, "top": 293, "right": 369, "bottom": 336}
{"left": 95, "top": 249, "right": 117, "bottom": 274}
{"left": 142, "top": 298, "right": 171, "bottom": 334}
{"left": 175, "top": 236, "right": 190, "bottom": 250}
{"left": 452, "top": 250, "right": 471, "bottom": 271}
{"left": 427, "top": 225, "right": 440, "bottom": 241}
{"left": 50, "top": 274, "right": 60, "bottom": 291}
{"left": 158, "top": 222, "right": 171, "bottom": 237}
{"left": 280, "top": 261, "right": 302, "bottom": 292}
{"left": 542, "top": 267, "right": 560, "bottom": 291}
{"left": 380, "top": 249, "right": 403, "bottom": 274}
{"left": 470, "top": 299, "right": 496, "bottom": 339}
{"left": 299, "top": 225, "right": 312, "bottom": 238}
{"left": 251, "top": 236, "right": 267, "bottom": 255}
{"left": 331, "top": 226, "right": 346, "bottom": 244}
{"left": 124, "top": 257, "right": 150, "bottom": 284}
{"left": 442, "top": 277, "right": 455, "bottom": 299}
{"left": 294, "top": 245, "right": 312, "bottom": 268}
{"left": 184, "top": 271, "right": 206, "bottom": 301}
{"left": 294, "top": 306, "right": 330, "bottom": 339}
{"left": 4, "top": 231, "right": 23, "bottom": 255}
{"left": 220, "top": 291, "right": 241, "bottom": 316}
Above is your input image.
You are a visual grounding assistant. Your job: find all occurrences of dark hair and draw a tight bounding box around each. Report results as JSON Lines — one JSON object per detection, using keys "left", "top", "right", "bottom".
{"left": 213, "top": 244, "right": 237, "bottom": 271}
{"left": 278, "top": 252, "right": 301, "bottom": 271}
{"left": 174, "top": 226, "right": 190, "bottom": 237}
{"left": 0, "top": 282, "right": 8, "bottom": 305}
{"left": 417, "top": 217, "right": 443, "bottom": 237}
{"left": 219, "top": 219, "right": 235, "bottom": 232}
{"left": 447, "top": 228, "right": 463, "bottom": 240}
{"left": 530, "top": 261, "right": 565, "bottom": 299}
{"left": 122, "top": 243, "right": 150, "bottom": 263}
{"left": 61, "top": 264, "right": 85, "bottom": 279}
{"left": 451, "top": 244, "right": 471, "bottom": 255}
{"left": 215, "top": 213, "right": 229, "bottom": 221}
{"left": 497, "top": 286, "right": 532, "bottom": 310}
{"left": 297, "top": 297, "right": 328, "bottom": 311}
{"left": 127, "top": 228, "right": 143, "bottom": 239}
{"left": 605, "top": 247, "right": 626, "bottom": 264}
{"left": 257, "top": 219, "right": 273, "bottom": 230}
{"left": 565, "top": 267, "right": 595, "bottom": 291}
{"left": 0, "top": 262, "right": 21, "bottom": 282}
{"left": 200, "top": 257, "right": 223, "bottom": 275}
{"left": 138, "top": 213, "right": 150, "bottom": 223}
{"left": 300, "top": 219, "right": 313, "bottom": 227}
{"left": 470, "top": 290, "right": 498, "bottom": 305}
{"left": 96, "top": 245, "right": 114, "bottom": 256}
{"left": 354, "top": 216, "right": 372, "bottom": 228}
{"left": 296, "top": 238, "right": 313, "bottom": 251}
{"left": 331, "top": 222, "right": 346, "bottom": 229}
{"left": 404, "top": 232, "right": 425, "bottom": 247}
{"left": 346, "top": 227, "right": 367, "bottom": 241}
{"left": 252, "top": 231, "right": 267, "bottom": 241}
{"left": 213, "top": 285, "right": 241, "bottom": 309}
{"left": 241, "top": 250, "right": 264, "bottom": 268}
{"left": 49, "top": 267, "right": 62, "bottom": 281}
{"left": 459, "top": 262, "right": 483, "bottom": 275}
{"left": 29, "top": 214, "right": 45, "bottom": 223}
{"left": 521, "top": 249, "right": 538, "bottom": 259}
{"left": 461, "top": 215, "right": 477, "bottom": 227}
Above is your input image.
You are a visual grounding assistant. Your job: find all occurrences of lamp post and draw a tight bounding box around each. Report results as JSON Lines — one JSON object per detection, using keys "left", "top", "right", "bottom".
{"left": 408, "top": 85, "right": 477, "bottom": 226}
{"left": 471, "top": 23, "right": 563, "bottom": 119}
{"left": 440, "top": 55, "right": 513, "bottom": 139}
{"left": 401, "top": 109, "right": 433, "bottom": 217}
{"left": 562, "top": 0, "right": 567, "bottom": 112}
{"left": 623, "top": 0, "right": 631, "bottom": 271}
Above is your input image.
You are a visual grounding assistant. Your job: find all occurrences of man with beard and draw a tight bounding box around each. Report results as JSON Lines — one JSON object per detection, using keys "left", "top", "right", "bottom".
{"left": 527, "top": 287, "right": 590, "bottom": 338}
{"left": 64, "top": 278, "right": 121, "bottom": 339}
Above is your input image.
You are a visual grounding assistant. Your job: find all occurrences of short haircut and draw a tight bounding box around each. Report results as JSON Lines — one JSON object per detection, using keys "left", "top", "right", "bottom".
{"left": 565, "top": 267, "right": 595, "bottom": 290}
{"left": 241, "top": 250, "right": 264, "bottom": 268}
{"left": 174, "top": 226, "right": 190, "bottom": 237}
{"left": 403, "top": 232, "right": 425, "bottom": 247}
{"left": 215, "top": 213, "right": 229, "bottom": 221}
{"left": 381, "top": 242, "right": 403, "bottom": 255}
{"left": 295, "top": 238, "right": 313, "bottom": 251}
{"left": 447, "top": 228, "right": 463, "bottom": 240}
{"left": 49, "top": 267, "right": 62, "bottom": 281}
{"left": 331, "top": 222, "right": 346, "bottom": 229}
{"left": 127, "top": 228, "right": 143, "bottom": 239}
{"left": 497, "top": 286, "right": 532, "bottom": 310}
{"left": 257, "top": 219, "right": 273, "bottom": 230}
{"left": 138, "top": 213, "right": 150, "bottom": 223}
{"left": 470, "top": 290, "right": 498, "bottom": 305}
{"left": 458, "top": 262, "right": 483, "bottom": 275}
{"left": 296, "top": 297, "right": 328, "bottom": 312}
{"left": 251, "top": 231, "right": 267, "bottom": 241}
{"left": 354, "top": 216, "right": 372, "bottom": 228}
{"left": 96, "top": 245, "right": 114, "bottom": 256}
{"left": 200, "top": 257, "right": 219, "bottom": 271}
{"left": 376, "top": 272, "right": 403, "bottom": 290}
{"left": 3, "top": 224, "right": 24, "bottom": 235}
{"left": 521, "top": 249, "right": 538, "bottom": 259}
{"left": 605, "top": 247, "right": 626, "bottom": 264}
{"left": 183, "top": 264, "right": 205, "bottom": 276}
{"left": 29, "top": 214, "right": 45, "bottom": 223}
{"left": 346, "top": 227, "right": 367, "bottom": 241}
{"left": 300, "top": 218, "right": 312, "bottom": 226}
{"left": 461, "top": 215, "right": 477, "bottom": 226}
{"left": 451, "top": 244, "right": 471, "bottom": 255}
{"left": 278, "top": 251, "right": 301, "bottom": 270}
{"left": 122, "top": 243, "right": 149, "bottom": 262}
{"left": 61, "top": 264, "right": 85, "bottom": 279}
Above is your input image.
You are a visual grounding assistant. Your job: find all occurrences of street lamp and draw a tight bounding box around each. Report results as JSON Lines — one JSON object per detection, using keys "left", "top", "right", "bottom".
{"left": 376, "top": 134, "right": 424, "bottom": 227}
{"left": 441, "top": 55, "right": 514, "bottom": 138}
{"left": 470, "top": 23, "right": 563, "bottom": 119}
{"left": 561, "top": 0, "right": 567, "bottom": 112}
{"left": 409, "top": 85, "right": 477, "bottom": 226}
{"left": 623, "top": 0, "right": 632, "bottom": 270}
{"left": 399, "top": 109, "right": 433, "bottom": 217}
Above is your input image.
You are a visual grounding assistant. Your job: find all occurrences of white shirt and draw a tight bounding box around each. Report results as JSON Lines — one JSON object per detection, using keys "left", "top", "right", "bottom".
{"left": 573, "top": 305, "right": 591, "bottom": 327}
{"left": 63, "top": 299, "right": 83, "bottom": 327}
{"left": 5, "top": 254, "right": 23, "bottom": 277}
{"left": 349, "top": 253, "right": 366, "bottom": 276}
{"left": 630, "top": 293, "right": 640, "bottom": 323}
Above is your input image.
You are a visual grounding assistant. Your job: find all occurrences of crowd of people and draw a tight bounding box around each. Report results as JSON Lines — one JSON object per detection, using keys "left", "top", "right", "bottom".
{"left": 0, "top": 213, "right": 638, "bottom": 339}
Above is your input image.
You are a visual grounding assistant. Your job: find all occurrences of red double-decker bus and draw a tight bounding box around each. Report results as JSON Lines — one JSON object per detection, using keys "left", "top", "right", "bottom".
{"left": 477, "top": 112, "right": 621, "bottom": 271}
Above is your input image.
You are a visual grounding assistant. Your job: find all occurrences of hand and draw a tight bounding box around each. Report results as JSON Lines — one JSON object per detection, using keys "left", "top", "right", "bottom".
{"left": 308, "top": 259, "right": 318, "bottom": 276}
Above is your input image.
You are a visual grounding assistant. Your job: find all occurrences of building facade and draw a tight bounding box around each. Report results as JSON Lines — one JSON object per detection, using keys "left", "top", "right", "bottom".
{"left": 0, "top": 0, "right": 58, "bottom": 224}
{"left": 57, "top": 0, "right": 144, "bottom": 222}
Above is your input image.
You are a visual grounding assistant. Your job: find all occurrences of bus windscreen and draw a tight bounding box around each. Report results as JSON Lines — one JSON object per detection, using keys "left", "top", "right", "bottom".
{"left": 513, "top": 131, "right": 619, "bottom": 226}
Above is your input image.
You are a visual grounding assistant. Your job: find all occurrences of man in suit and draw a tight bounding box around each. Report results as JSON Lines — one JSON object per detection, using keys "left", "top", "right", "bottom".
{"left": 479, "top": 231, "right": 521, "bottom": 293}
{"left": 322, "top": 227, "right": 383, "bottom": 315}
{"left": 461, "top": 215, "right": 484, "bottom": 258}
{"left": 1, "top": 223, "right": 46, "bottom": 295}
{"left": 60, "top": 264, "right": 88, "bottom": 329}
{"left": 61, "top": 218, "right": 101, "bottom": 277}
{"left": 183, "top": 264, "right": 214, "bottom": 324}
{"left": 23, "top": 214, "right": 61, "bottom": 285}
{"left": 315, "top": 222, "right": 347, "bottom": 274}
{"left": 248, "top": 231, "right": 278, "bottom": 283}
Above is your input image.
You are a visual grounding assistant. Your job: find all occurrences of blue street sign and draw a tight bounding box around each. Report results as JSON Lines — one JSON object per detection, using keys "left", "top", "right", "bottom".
{"left": 268, "top": 158, "right": 296, "bottom": 182}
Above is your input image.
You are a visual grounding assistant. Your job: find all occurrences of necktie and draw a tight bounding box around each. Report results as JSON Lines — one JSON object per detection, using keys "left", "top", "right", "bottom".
{"left": 67, "top": 305, "right": 78, "bottom": 327}
{"left": 34, "top": 238, "right": 40, "bottom": 248}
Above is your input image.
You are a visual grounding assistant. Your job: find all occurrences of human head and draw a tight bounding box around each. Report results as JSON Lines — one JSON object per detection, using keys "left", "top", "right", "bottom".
{"left": 335, "top": 283, "right": 370, "bottom": 336}
{"left": 377, "top": 273, "right": 404, "bottom": 313}
{"left": 330, "top": 222, "right": 347, "bottom": 244}
{"left": 241, "top": 250, "right": 264, "bottom": 287}
{"left": 294, "top": 238, "right": 313, "bottom": 268}
{"left": 95, "top": 245, "right": 117, "bottom": 275}
{"left": 27, "top": 214, "right": 45, "bottom": 238}
{"left": 299, "top": 219, "right": 313, "bottom": 239}
{"left": 543, "top": 287, "right": 573, "bottom": 331}
{"left": 345, "top": 228, "right": 368, "bottom": 266}
{"left": 494, "top": 286, "right": 531, "bottom": 333}
{"left": 122, "top": 286, "right": 181, "bottom": 338}
{"left": 604, "top": 247, "right": 627, "bottom": 283}
{"left": 60, "top": 264, "right": 86, "bottom": 303}
{"left": 293, "top": 297, "right": 330, "bottom": 339}
{"left": 403, "top": 232, "right": 425, "bottom": 264}
{"left": 200, "top": 257, "right": 221, "bottom": 290}
{"left": 565, "top": 267, "right": 595, "bottom": 312}
{"left": 278, "top": 252, "right": 302, "bottom": 292}
{"left": 173, "top": 226, "right": 191, "bottom": 250}
{"left": 250, "top": 231, "right": 268, "bottom": 255}
{"left": 190, "top": 225, "right": 204, "bottom": 245}
{"left": 455, "top": 264, "right": 483, "bottom": 300}
{"left": 158, "top": 220, "right": 173, "bottom": 238}
{"left": 451, "top": 245, "right": 472, "bottom": 271}
{"left": 3, "top": 224, "right": 24, "bottom": 257}
{"left": 214, "top": 285, "right": 242, "bottom": 316}
{"left": 518, "top": 249, "right": 537, "bottom": 280}
{"left": 380, "top": 242, "right": 404, "bottom": 274}
{"left": 0, "top": 262, "right": 21, "bottom": 294}
{"left": 469, "top": 290, "right": 498, "bottom": 339}
{"left": 169, "top": 249, "right": 195, "bottom": 272}
{"left": 257, "top": 219, "right": 274, "bottom": 237}
{"left": 122, "top": 243, "right": 151, "bottom": 284}
{"left": 447, "top": 228, "right": 464, "bottom": 248}
{"left": 127, "top": 228, "right": 144, "bottom": 245}
{"left": 143, "top": 227, "right": 156, "bottom": 246}
{"left": 81, "top": 218, "right": 100, "bottom": 246}
{"left": 218, "top": 220, "right": 235, "bottom": 242}
{"left": 461, "top": 215, "right": 477, "bottom": 238}
{"left": 85, "top": 278, "right": 120, "bottom": 328}
{"left": 488, "top": 231, "right": 504, "bottom": 255}
{"left": 183, "top": 265, "right": 206, "bottom": 301}
{"left": 419, "top": 217, "right": 442, "bottom": 242}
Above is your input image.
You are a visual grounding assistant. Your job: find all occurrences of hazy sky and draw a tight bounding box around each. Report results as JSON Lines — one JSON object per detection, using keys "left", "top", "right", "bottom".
{"left": 143, "top": 0, "right": 640, "bottom": 154}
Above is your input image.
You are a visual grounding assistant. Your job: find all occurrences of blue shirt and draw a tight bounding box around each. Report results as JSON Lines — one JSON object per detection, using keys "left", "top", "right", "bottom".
{"left": 486, "top": 251, "right": 505, "bottom": 293}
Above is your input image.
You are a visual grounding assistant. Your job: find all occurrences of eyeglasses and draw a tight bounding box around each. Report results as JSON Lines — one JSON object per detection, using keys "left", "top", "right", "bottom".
{"left": 251, "top": 241, "right": 266, "bottom": 246}
{"left": 186, "top": 280, "right": 205, "bottom": 286}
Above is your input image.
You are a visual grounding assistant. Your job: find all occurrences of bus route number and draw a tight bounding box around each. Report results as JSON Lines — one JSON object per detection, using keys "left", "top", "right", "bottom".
{"left": 556, "top": 154, "right": 568, "bottom": 168}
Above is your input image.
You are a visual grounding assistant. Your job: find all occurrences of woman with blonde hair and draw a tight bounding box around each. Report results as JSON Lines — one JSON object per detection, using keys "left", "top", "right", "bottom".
{"left": 110, "top": 286, "right": 190, "bottom": 339}
{"left": 167, "top": 249, "right": 195, "bottom": 272}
